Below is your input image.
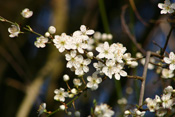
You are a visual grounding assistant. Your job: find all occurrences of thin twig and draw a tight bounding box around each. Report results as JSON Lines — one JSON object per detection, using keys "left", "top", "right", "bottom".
{"left": 161, "top": 26, "right": 174, "bottom": 56}
{"left": 139, "top": 51, "right": 151, "bottom": 106}
{"left": 121, "top": 5, "right": 146, "bottom": 55}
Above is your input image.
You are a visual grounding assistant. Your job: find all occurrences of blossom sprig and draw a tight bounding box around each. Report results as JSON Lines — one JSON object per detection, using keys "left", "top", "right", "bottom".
{"left": 145, "top": 85, "right": 175, "bottom": 116}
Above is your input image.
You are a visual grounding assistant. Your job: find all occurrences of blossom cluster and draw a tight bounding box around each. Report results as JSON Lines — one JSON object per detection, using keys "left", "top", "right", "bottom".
{"left": 145, "top": 86, "right": 175, "bottom": 116}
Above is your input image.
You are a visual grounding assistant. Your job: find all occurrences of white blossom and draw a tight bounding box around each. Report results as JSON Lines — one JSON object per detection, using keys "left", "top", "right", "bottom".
{"left": 53, "top": 33, "right": 71, "bottom": 52}
{"left": 102, "top": 60, "right": 116, "bottom": 79}
{"left": 145, "top": 98, "right": 158, "bottom": 112}
{"left": 164, "top": 85, "right": 173, "bottom": 94}
{"left": 87, "top": 73, "right": 102, "bottom": 90}
{"left": 114, "top": 64, "right": 127, "bottom": 80}
{"left": 94, "top": 104, "right": 114, "bottom": 117}
{"left": 164, "top": 52, "right": 175, "bottom": 70}
{"left": 96, "top": 42, "right": 114, "bottom": 59}
{"left": 73, "top": 25, "right": 94, "bottom": 41}
{"left": 54, "top": 88, "right": 69, "bottom": 102}
{"left": 158, "top": 0, "right": 175, "bottom": 14}
{"left": 21, "top": 8, "right": 33, "bottom": 18}
{"left": 74, "top": 55, "right": 91, "bottom": 75}
{"left": 65, "top": 50, "right": 78, "bottom": 68}
{"left": 72, "top": 36, "right": 88, "bottom": 53}
{"left": 134, "top": 109, "right": 145, "bottom": 117}
{"left": 73, "top": 78, "right": 82, "bottom": 87}
{"left": 161, "top": 93, "right": 173, "bottom": 109}
{"left": 34, "top": 36, "right": 48, "bottom": 48}
{"left": 161, "top": 68, "right": 174, "bottom": 78}
{"left": 8, "top": 25, "right": 20, "bottom": 38}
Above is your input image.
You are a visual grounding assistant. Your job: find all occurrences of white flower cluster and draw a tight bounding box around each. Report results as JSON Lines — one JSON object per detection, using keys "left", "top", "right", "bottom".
{"left": 145, "top": 86, "right": 175, "bottom": 116}
{"left": 93, "top": 103, "right": 114, "bottom": 117}
{"left": 158, "top": 0, "right": 175, "bottom": 14}
{"left": 94, "top": 42, "right": 137, "bottom": 80}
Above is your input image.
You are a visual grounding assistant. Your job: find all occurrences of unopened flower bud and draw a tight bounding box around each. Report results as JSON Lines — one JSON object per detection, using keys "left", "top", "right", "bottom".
{"left": 87, "top": 52, "right": 93, "bottom": 58}
{"left": 63, "top": 74, "right": 70, "bottom": 82}
{"left": 48, "top": 26, "right": 56, "bottom": 34}
{"left": 45, "top": 32, "right": 50, "bottom": 37}
{"left": 60, "top": 105, "right": 65, "bottom": 110}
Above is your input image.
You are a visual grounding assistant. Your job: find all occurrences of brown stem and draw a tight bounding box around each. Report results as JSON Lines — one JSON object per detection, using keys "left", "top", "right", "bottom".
{"left": 139, "top": 51, "right": 151, "bottom": 106}
{"left": 121, "top": 5, "right": 146, "bottom": 55}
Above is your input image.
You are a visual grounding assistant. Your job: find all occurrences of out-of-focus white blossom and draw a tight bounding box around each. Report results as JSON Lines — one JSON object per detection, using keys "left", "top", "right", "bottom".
{"left": 54, "top": 88, "right": 69, "bottom": 102}
{"left": 117, "top": 98, "right": 127, "bottom": 105}
{"left": 94, "top": 104, "right": 114, "bottom": 117}
{"left": 158, "top": 0, "right": 175, "bottom": 14}
{"left": 34, "top": 36, "right": 48, "bottom": 48}
{"left": 161, "top": 68, "right": 174, "bottom": 78}
{"left": 8, "top": 25, "right": 20, "bottom": 38}
{"left": 164, "top": 52, "right": 175, "bottom": 70}
{"left": 141, "top": 57, "right": 155, "bottom": 70}
{"left": 21, "top": 8, "right": 33, "bottom": 18}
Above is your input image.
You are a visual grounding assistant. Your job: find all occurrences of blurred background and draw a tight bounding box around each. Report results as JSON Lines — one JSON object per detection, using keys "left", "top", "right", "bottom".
{"left": 0, "top": 0, "right": 175, "bottom": 117}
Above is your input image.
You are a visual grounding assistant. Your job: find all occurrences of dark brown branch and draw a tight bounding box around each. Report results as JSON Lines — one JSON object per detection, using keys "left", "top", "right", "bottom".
{"left": 121, "top": 5, "right": 146, "bottom": 55}
{"left": 161, "top": 26, "right": 174, "bottom": 56}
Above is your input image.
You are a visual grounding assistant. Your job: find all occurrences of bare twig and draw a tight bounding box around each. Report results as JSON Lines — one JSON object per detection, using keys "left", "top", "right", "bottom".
{"left": 121, "top": 5, "right": 146, "bottom": 55}
{"left": 139, "top": 51, "right": 151, "bottom": 106}
{"left": 129, "top": 0, "right": 148, "bottom": 26}
{"left": 161, "top": 26, "right": 174, "bottom": 56}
